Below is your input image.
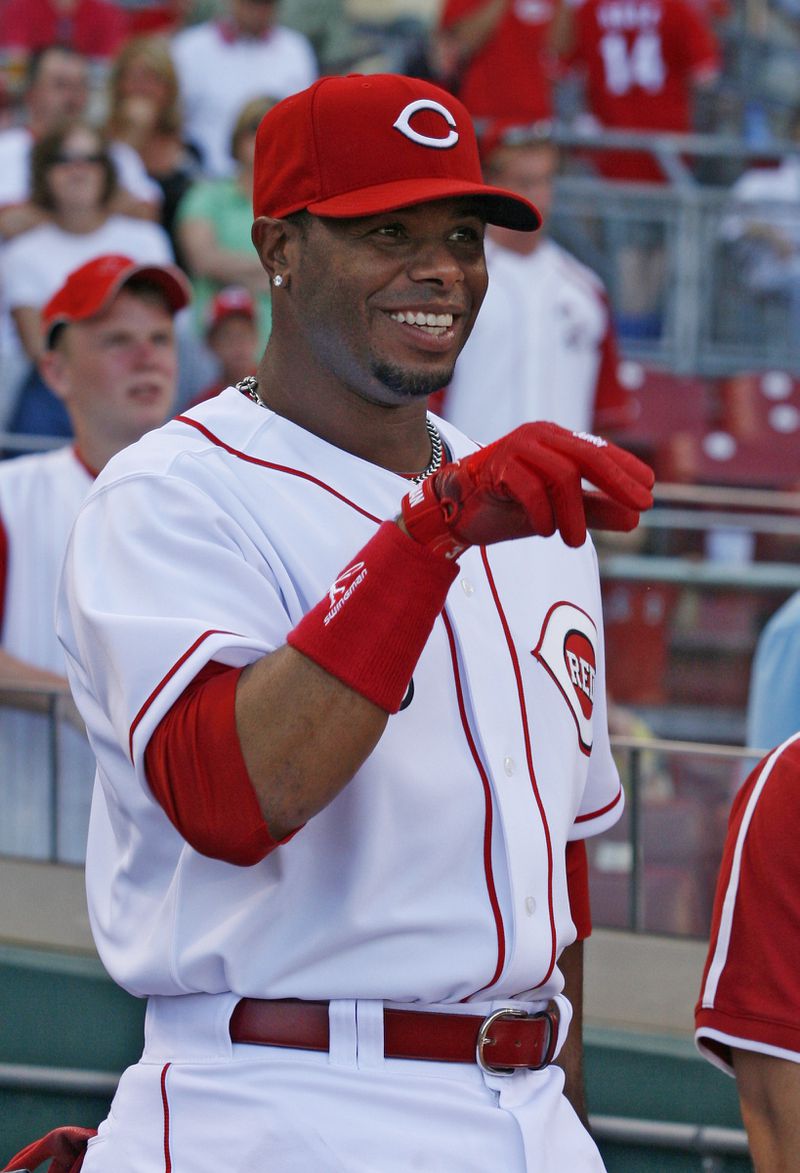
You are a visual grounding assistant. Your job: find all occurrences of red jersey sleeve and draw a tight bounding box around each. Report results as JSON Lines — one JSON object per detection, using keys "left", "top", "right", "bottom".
{"left": 567, "top": 838, "right": 592, "bottom": 940}
{"left": 695, "top": 737, "right": 800, "bottom": 1072}
{"left": 591, "top": 305, "right": 636, "bottom": 433}
{"left": 144, "top": 660, "right": 296, "bottom": 866}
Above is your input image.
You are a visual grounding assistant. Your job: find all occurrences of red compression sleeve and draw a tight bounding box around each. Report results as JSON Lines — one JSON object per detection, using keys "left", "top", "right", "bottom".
{"left": 567, "top": 840, "right": 592, "bottom": 940}
{"left": 287, "top": 521, "right": 458, "bottom": 713}
{"left": 145, "top": 661, "right": 294, "bottom": 866}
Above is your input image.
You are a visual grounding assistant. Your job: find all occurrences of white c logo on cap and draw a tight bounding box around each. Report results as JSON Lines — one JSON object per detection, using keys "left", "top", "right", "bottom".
{"left": 393, "top": 99, "right": 459, "bottom": 149}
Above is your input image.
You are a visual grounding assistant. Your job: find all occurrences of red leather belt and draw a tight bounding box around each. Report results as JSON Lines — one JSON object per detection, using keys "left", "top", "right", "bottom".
{"left": 229, "top": 998, "right": 559, "bottom": 1076}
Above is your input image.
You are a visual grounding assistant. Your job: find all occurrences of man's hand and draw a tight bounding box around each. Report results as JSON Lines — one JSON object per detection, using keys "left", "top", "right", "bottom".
{"left": 401, "top": 422, "right": 655, "bottom": 557}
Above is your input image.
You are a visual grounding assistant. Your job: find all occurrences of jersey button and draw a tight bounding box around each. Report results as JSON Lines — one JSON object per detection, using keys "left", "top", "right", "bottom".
{"left": 525, "top": 896, "right": 537, "bottom": 916}
{"left": 503, "top": 756, "right": 516, "bottom": 776}
{"left": 460, "top": 578, "right": 475, "bottom": 597}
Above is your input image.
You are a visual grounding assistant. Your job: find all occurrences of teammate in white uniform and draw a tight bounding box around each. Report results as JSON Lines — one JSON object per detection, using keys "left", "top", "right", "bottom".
{"left": 440, "top": 128, "right": 633, "bottom": 442}
{"left": 0, "top": 253, "right": 188, "bottom": 863}
{"left": 52, "top": 75, "right": 653, "bottom": 1171}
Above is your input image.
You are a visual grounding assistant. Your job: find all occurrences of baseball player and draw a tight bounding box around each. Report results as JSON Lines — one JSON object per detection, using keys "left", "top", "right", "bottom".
{"left": 695, "top": 733, "right": 800, "bottom": 1171}
{"left": 46, "top": 74, "right": 653, "bottom": 1171}
{"left": 0, "top": 253, "right": 189, "bottom": 863}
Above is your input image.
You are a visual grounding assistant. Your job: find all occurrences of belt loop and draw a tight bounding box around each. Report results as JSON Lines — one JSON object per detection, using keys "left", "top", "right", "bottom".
{"left": 355, "top": 999, "right": 385, "bottom": 1070}
{"left": 327, "top": 999, "right": 358, "bottom": 1069}
{"left": 551, "top": 994, "right": 572, "bottom": 1062}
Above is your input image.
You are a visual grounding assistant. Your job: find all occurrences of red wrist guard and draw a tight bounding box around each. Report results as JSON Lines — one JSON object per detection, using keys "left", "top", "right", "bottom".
{"left": 287, "top": 521, "right": 458, "bottom": 713}
{"left": 400, "top": 475, "right": 468, "bottom": 559}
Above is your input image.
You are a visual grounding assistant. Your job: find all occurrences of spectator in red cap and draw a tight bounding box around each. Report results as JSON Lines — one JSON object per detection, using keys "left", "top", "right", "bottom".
{"left": 189, "top": 285, "right": 259, "bottom": 405}
{"left": 35, "top": 72, "right": 653, "bottom": 1173}
{"left": 0, "top": 253, "right": 189, "bottom": 865}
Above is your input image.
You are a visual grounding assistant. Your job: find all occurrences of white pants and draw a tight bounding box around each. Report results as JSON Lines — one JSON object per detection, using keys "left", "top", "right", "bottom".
{"left": 82, "top": 993, "right": 606, "bottom": 1172}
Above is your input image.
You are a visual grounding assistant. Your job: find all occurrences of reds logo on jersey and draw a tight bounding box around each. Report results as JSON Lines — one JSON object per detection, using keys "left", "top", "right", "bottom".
{"left": 531, "top": 602, "right": 598, "bottom": 755}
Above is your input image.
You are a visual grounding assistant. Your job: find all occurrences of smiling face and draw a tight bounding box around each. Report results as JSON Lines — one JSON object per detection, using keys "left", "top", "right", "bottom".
{"left": 265, "top": 198, "right": 489, "bottom": 408}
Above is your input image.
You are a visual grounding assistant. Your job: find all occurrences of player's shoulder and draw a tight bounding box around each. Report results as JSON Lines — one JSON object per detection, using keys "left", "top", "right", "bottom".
{"left": 171, "top": 19, "right": 214, "bottom": 49}
{"left": 760, "top": 589, "right": 800, "bottom": 643}
{"left": 0, "top": 126, "right": 28, "bottom": 160}
{"left": 93, "top": 387, "right": 272, "bottom": 489}
{"left": 1, "top": 219, "right": 50, "bottom": 261}
{"left": 545, "top": 238, "right": 606, "bottom": 295}
{"left": 430, "top": 411, "right": 481, "bottom": 461}
{"left": 273, "top": 21, "right": 316, "bottom": 52}
{"left": 0, "top": 445, "right": 73, "bottom": 486}
{"left": 738, "top": 733, "right": 800, "bottom": 844}
{"left": 0, "top": 447, "right": 86, "bottom": 517}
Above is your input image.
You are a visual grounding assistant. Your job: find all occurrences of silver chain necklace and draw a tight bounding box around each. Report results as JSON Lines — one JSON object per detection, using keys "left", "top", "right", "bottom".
{"left": 237, "top": 376, "right": 444, "bottom": 483}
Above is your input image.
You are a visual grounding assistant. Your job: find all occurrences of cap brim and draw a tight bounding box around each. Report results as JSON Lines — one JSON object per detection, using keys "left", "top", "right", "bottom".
{"left": 45, "top": 262, "right": 191, "bottom": 347}
{"left": 306, "top": 177, "right": 541, "bottom": 231}
{"left": 121, "top": 263, "right": 192, "bottom": 313}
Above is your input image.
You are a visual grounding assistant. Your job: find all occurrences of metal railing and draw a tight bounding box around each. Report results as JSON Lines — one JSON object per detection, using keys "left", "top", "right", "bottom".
{"left": 607, "top": 736, "right": 763, "bottom": 936}
{"left": 540, "top": 157, "right": 800, "bottom": 376}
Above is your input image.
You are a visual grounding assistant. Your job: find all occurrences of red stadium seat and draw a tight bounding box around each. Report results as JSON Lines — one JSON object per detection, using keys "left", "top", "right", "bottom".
{"left": 716, "top": 369, "right": 800, "bottom": 441}
{"left": 602, "top": 581, "right": 681, "bottom": 704}
{"left": 656, "top": 425, "right": 800, "bottom": 490}
{"left": 615, "top": 362, "right": 712, "bottom": 462}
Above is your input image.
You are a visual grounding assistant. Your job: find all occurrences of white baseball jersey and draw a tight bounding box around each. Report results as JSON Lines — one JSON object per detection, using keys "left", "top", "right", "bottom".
{"left": 441, "top": 237, "right": 623, "bottom": 443}
{"left": 58, "top": 386, "right": 622, "bottom": 1004}
{"left": 0, "top": 446, "right": 95, "bottom": 862}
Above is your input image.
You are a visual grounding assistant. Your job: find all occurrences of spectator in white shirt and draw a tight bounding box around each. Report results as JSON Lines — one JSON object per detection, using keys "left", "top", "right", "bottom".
{"left": 170, "top": 0, "right": 317, "bottom": 177}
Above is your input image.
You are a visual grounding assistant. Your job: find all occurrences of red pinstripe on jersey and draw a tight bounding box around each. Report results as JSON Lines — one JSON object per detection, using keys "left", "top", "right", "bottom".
{"left": 482, "top": 547, "right": 557, "bottom": 989}
{"left": 160, "top": 1063, "right": 172, "bottom": 1173}
{"left": 441, "top": 609, "right": 506, "bottom": 999}
{"left": 128, "top": 628, "right": 238, "bottom": 760}
{"left": 175, "top": 415, "right": 383, "bottom": 524}
{"left": 574, "top": 787, "right": 623, "bottom": 824}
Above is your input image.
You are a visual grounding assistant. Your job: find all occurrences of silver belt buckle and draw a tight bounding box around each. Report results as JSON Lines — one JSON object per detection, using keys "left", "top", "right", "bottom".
{"left": 476, "top": 1007, "right": 532, "bottom": 1076}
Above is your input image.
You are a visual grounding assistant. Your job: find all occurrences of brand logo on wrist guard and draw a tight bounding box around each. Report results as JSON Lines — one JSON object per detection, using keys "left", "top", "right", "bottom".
{"left": 325, "top": 561, "right": 368, "bottom": 624}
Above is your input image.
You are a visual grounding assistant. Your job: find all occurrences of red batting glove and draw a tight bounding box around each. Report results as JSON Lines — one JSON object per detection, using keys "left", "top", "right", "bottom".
{"left": 401, "top": 422, "right": 655, "bottom": 557}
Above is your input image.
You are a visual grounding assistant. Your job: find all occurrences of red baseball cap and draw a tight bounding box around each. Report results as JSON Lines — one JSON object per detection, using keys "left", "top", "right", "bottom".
{"left": 206, "top": 286, "right": 256, "bottom": 334}
{"left": 253, "top": 73, "right": 541, "bottom": 231}
{"left": 43, "top": 254, "right": 191, "bottom": 347}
